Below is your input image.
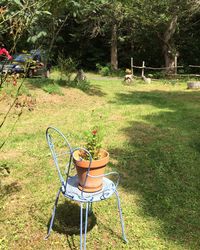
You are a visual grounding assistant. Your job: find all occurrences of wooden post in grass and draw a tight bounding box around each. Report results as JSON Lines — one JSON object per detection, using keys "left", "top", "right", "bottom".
{"left": 141, "top": 61, "right": 145, "bottom": 77}
{"left": 174, "top": 55, "right": 177, "bottom": 75}
{"left": 131, "top": 57, "right": 133, "bottom": 75}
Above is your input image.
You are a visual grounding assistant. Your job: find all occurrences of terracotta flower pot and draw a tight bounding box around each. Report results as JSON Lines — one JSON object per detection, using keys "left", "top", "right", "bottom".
{"left": 73, "top": 149, "right": 109, "bottom": 193}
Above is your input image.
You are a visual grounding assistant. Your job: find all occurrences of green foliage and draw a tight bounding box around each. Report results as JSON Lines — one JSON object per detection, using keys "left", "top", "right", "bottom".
{"left": 84, "top": 129, "right": 103, "bottom": 160}
{"left": 2, "top": 0, "right": 200, "bottom": 76}
{"left": 57, "top": 55, "right": 77, "bottom": 82}
{"left": 42, "top": 82, "right": 63, "bottom": 95}
{"left": 96, "top": 63, "right": 112, "bottom": 76}
{"left": 23, "top": 78, "right": 63, "bottom": 95}
{"left": 27, "top": 31, "right": 47, "bottom": 44}
{"left": 70, "top": 79, "right": 90, "bottom": 91}
{"left": 1, "top": 0, "right": 51, "bottom": 50}
{"left": 2, "top": 81, "right": 30, "bottom": 97}
{"left": 96, "top": 63, "right": 125, "bottom": 77}
{"left": 113, "top": 68, "right": 126, "bottom": 77}
{"left": 151, "top": 71, "right": 166, "bottom": 79}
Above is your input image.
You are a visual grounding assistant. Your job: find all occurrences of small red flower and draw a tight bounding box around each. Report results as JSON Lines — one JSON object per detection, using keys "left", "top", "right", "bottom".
{"left": 92, "top": 130, "right": 97, "bottom": 135}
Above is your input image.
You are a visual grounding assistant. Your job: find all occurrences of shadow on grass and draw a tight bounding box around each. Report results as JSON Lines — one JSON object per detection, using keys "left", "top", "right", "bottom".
{"left": 47, "top": 200, "right": 96, "bottom": 236}
{"left": 111, "top": 89, "right": 200, "bottom": 248}
{"left": 0, "top": 181, "right": 22, "bottom": 198}
{"left": 25, "top": 78, "right": 106, "bottom": 97}
{"left": 0, "top": 164, "right": 22, "bottom": 199}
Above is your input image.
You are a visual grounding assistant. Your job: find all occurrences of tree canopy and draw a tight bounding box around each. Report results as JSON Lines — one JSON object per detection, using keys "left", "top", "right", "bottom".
{"left": 1, "top": 0, "right": 200, "bottom": 71}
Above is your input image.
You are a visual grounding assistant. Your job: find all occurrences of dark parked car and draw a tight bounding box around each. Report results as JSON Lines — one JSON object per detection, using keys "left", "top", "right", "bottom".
{"left": 0, "top": 50, "right": 48, "bottom": 78}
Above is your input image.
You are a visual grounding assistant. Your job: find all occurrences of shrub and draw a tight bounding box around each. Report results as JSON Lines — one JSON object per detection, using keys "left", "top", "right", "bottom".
{"left": 57, "top": 55, "right": 77, "bottom": 82}
{"left": 96, "top": 63, "right": 112, "bottom": 76}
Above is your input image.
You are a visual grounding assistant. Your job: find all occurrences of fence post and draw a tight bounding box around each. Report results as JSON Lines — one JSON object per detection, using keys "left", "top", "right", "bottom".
{"left": 131, "top": 57, "right": 133, "bottom": 75}
{"left": 174, "top": 55, "right": 177, "bottom": 75}
{"left": 142, "top": 61, "right": 145, "bottom": 77}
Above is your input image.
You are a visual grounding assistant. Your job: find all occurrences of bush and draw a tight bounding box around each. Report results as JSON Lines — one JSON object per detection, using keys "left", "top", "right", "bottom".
{"left": 96, "top": 63, "right": 112, "bottom": 76}
{"left": 57, "top": 55, "right": 77, "bottom": 82}
{"left": 96, "top": 64, "right": 127, "bottom": 77}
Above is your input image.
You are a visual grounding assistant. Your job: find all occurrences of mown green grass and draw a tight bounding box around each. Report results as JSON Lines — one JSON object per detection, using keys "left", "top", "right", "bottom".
{"left": 0, "top": 73, "right": 200, "bottom": 249}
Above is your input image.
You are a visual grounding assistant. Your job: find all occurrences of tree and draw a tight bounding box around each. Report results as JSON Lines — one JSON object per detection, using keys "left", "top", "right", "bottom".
{"left": 0, "top": 0, "right": 51, "bottom": 52}
{"left": 30, "top": 0, "right": 83, "bottom": 60}
{"left": 71, "top": 0, "right": 131, "bottom": 70}
{"left": 131, "top": 0, "right": 200, "bottom": 73}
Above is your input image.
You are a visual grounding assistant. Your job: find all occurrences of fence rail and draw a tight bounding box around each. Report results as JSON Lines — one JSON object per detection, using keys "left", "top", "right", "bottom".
{"left": 130, "top": 58, "right": 200, "bottom": 77}
{"left": 189, "top": 65, "right": 200, "bottom": 68}
{"left": 132, "top": 65, "right": 183, "bottom": 70}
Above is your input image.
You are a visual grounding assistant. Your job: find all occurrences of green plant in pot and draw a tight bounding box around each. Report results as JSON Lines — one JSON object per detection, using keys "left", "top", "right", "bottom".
{"left": 73, "top": 129, "right": 109, "bottom": 193}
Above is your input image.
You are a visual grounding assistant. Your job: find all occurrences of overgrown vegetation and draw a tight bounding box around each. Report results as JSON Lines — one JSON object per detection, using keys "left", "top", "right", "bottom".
{"left": 0, "top": 73, "right": 200, "bottom": 249}
{"left": 96, "top": 63, "right": 125, "bottom": 77}
{"left": 57, "top": 55, "right": 77, "bottom": 82}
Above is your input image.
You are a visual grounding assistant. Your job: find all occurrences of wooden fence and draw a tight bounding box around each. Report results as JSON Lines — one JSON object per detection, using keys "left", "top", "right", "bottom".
{"left": 130, "top": 57, "right": 200, "bottom": 78}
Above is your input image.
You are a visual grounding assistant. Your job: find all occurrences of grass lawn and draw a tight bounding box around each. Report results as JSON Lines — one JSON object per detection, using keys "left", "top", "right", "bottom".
{"left": 0, "top": 72, "right": 200, "bottom": 249}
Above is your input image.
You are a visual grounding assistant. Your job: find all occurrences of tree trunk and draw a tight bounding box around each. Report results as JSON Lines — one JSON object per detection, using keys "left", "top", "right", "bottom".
{"left": 111, "top": 23, "right": 118, "bottom": 70}
{"left": 47, "top": 14, "right": 69, "bottom": 61}
{"left": 162, "top": 14, "right": 178, "bottom": 74}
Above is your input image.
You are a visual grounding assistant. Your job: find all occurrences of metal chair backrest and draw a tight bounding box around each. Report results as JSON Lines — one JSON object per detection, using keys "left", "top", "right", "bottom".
{"left": 46, "top": 126, "right": 73, "bottom": 188}
{"left": 46, "top": 127, "right": 114, "bottom": 200}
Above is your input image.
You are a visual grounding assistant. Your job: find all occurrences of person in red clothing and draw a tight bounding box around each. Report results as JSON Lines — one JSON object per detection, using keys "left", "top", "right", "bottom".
{"left": 0, "top": 42, "right": 12, "bottom": 60}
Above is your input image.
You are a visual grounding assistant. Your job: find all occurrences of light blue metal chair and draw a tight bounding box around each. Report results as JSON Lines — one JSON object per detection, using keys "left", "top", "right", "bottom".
{"left": 45, "top": 126, "right": 128, "bottom": 250}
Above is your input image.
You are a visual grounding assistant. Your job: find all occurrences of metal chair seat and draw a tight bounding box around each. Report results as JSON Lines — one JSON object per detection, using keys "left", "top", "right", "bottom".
{"left": 63, "top": 175, "right": 116, "bottom": 202}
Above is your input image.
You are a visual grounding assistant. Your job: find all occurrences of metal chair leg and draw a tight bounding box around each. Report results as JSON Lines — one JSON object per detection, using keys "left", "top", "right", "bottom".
{"left": 80, "top": 203, "right": 89, "bottom": 250}
{"left": 45, "top": 189, "right": 61, "bottom": 240}
{"left": 88, "top": 202, "right": 93, "bottom": 216}
{"left": 80, "top": 203, "right": 83, "bottom": 250}
{"left": 114, "top": 190, "right": 128, "bottom": 243}
{"left": 84, "top": 203, "right": 89, "bottom": 250}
